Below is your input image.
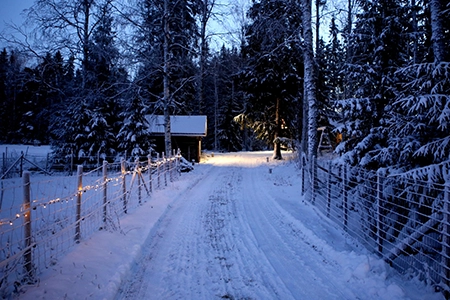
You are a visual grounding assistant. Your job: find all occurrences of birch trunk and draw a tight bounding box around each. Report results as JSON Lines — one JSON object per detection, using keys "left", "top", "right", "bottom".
{"left": 302, "top": 0, "right": 318, "bottom": 159}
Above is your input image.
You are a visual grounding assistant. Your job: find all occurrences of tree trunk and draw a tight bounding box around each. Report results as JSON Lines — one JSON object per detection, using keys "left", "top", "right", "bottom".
{"left": 301, "top": 88, "right": 308, "bottom": 155}
{"left": 214, "top": 62, "right": 219, "bottom": 151}
{"left": 302, "top": 0, "right": 318, "bottom": 159}
{"left": 315, "top": 0, "right": 320, "bottom": 53}
{"left": 430, "top": 0, "right": 446, "bottom": 63}
{"left": 411, "top": 0, "right": 418, "bottom": 64}
{"left": 273, "top": 97, "right": 283, "bottom": 160}
{"left": 163, "top": 0, "right": 172, "bottom": 156}
{"left": 344, "top": 0, "right": 354, "bottom": 99}
{"left": 82, "top": 0, "right": 92, "bottom": 90}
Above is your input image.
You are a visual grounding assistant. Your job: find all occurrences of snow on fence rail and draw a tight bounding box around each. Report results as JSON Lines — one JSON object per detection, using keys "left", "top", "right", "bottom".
{"left": 0, "top": 153, "right": 181, "bottom": 298}
{"left": 300, "top": 153, "right": 450, "bottom": 295}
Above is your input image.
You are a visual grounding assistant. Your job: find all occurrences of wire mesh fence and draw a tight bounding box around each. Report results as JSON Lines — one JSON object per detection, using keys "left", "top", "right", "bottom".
{"left": 300, "top": 153, "right": 450, "bottom": 296}
{"left": 0, "top": 153, "right": 182, "bottom": 298}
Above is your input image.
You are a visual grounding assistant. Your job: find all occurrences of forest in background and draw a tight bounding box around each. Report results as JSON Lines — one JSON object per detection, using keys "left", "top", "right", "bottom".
{"left": 0, "top": 0, "right": 449, "bottom": 177}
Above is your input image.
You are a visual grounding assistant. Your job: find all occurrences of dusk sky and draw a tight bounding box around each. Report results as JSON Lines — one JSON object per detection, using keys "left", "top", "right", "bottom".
{"left": 0, "top": 0, "right": 33, "bottom": 28}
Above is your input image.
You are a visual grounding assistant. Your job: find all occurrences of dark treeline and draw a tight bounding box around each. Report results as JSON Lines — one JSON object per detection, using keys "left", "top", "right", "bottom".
{"left": 0, "top": 0, "right": 449, "bottom": 176}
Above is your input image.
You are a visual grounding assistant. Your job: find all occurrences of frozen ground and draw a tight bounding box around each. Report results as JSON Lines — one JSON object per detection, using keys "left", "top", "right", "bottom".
{"left": 19, "top": 151, "right": 442, "bottom": 300}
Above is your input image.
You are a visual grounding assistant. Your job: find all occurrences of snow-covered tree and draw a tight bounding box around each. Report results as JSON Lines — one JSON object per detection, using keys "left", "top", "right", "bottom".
{"left": 376, "top": 0, "right": 450, "bottom": 174}
{"left": 118, "top": 94, "right": 153, "bottom": 159}
{"left": 205, "top": 47, "right": 244, "bottom": 152}
{"left": 335, "top": 0, "right": 410, "bottom": 167}
{"left": 132, "top": 0, "right": 199, "bottom": 156}
{"left": 302, "top": 0, "right": 318, "bottom": 159}
{"left": 242, "top": 0, "right": 303, "bottom": 160}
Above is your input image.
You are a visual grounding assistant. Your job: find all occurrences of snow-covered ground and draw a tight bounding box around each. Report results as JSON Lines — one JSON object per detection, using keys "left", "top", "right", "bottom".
{"left": 18, "top": 151, "right": 442, "bottom": 300}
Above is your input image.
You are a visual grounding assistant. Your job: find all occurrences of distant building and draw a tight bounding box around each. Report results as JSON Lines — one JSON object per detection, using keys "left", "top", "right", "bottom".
{"left": 146, "top": 115, "right": 207, "bottom": 162}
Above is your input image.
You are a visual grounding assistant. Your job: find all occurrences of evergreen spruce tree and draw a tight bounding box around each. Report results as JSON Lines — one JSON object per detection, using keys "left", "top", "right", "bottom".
{"left": 242, "top": 0, "right": 303, "bottom": 159}
{"left": 379, "top": 0, "right": 450, "bottom": 174}
{"left": 335, "top": 0, "right": 409, "bottom": 168}
{"left": 83, "top": 2, "right": 124, "bottom": 160}
{"left": 118, "top": 94, "right": 154, "bottom": 159}
{"left": 205, "top": 47, "right": 244, "bottom": 152}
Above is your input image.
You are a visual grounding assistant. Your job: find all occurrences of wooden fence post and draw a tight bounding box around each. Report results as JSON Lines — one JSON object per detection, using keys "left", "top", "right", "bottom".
{"left": 163, "top": 153, "right": 167, "bottom": 187}
{"left": 169, "top": 155, "right": 173, "bottom": 183}
{"left": 177, "top": 149, "right": 181, "bottom": 177}
{"left": 70, "top": 149, "right": 74, "bottom": 176}
{"left": 342, "top": 164, "right": 348, "bottom": 231}
{"left": 75, "top": 165, "right": 83, "bottom": 242}
{"left": 157, "top": 153, "right": 160, "bottom": 189}
{"left": 23, "top": 171, "right": 33, "bottom": 278}
{"left": 178, "top": 149, "right": 181, "bottom": 175}
{"left": 326, "top": 161, "right": 332, "bottom": 218}
{"left": 121, "top": 158, "right": 127, "bottom": 214}
{"left": 102, "top": 160, "right": 108, "bottom": 223}
{"left": 442, "top": 169, "right": 450, "bottom": 288}
{"left": 376, "top": 172, "right": 384, "bottom": 253}
{"left": 136, "top": 158, "right": 142, "bottom": 205}
{"left": 148, "top": 154, "right": 152, "bottom": 193}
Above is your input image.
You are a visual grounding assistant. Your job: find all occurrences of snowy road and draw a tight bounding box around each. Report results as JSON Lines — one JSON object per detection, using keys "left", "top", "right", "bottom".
{"left": 115, "top": 152, "right": 434, "bottom": 300}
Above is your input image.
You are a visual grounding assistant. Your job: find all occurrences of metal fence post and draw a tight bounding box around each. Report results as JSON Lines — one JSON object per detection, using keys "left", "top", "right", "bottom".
{"left": 376, "top": 172, "right": 384, "bottom": 253}
{"left": 102, "top": 160, "right": 108, "bottom": 224}
{"left": 343, "top": 164, "right": 348, "bottom": 231}
{"left": 301, "top": 154, "right": 306, "bottom": 195}
{"left": 311, "top": 156, "right": 316, "bottom": 204}
{"left": 75, "top": 165, "right": 83, "bottom": 242}
{"left": 326, "top": 161, "right": 332, "bottom": 218}
{"left": 23, "top": 171, "right": 33, "bottom": 278}
{"left": 121, "top": 158, "right": 127, "bottom": 214}
{"left": 442, "top": 169, "right": 450, "bottom": 288}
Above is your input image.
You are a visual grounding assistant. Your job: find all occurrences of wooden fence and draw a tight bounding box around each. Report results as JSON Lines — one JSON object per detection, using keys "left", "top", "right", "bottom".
{"left": 0, "top": 153, "right": 181, "bottom": 298}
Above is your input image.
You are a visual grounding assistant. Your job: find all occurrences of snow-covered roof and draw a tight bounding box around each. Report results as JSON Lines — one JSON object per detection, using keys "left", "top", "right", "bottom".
{"left": 146, "top": 115, "right": 207, "bottom": 137}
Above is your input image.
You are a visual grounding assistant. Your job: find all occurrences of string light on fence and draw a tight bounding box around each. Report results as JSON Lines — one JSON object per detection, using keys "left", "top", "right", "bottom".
{"left": 0, "top": 213, "right": 23, "bottom": 226}
{"left": 22, "top": 173, "right": 125, "bottom": 212}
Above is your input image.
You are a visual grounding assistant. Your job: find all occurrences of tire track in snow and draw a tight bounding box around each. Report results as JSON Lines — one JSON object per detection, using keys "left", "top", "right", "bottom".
{"left": 117, "top": 165, "right": 221, "bottom": 299}
{"left": 202, "top": 168, "right": 292, "bottom": 299}
{"left": 117, "top": 159, "right": 308, "bottom": 299}
{"left": 117, "top": 153, "right": 358, "bottom": 299}
{"left": 238, "top": 163, "right": 354, "bottom": 300}
{"left": 117, "top": 164, "right": 277, "bottom": 299}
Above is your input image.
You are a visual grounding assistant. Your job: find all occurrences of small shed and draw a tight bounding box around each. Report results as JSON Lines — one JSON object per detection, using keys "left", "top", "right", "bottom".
{"left": 146, "top": 115, "right": 207, "bottom": 162}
